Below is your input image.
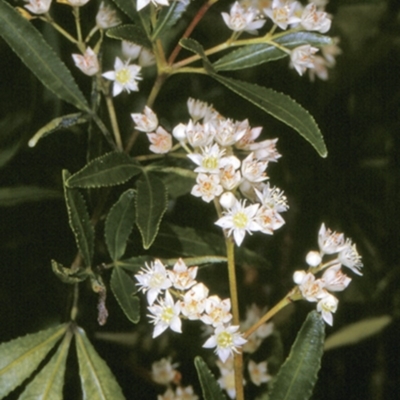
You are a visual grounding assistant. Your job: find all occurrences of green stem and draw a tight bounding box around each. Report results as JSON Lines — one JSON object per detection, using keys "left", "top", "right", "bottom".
{"left": 72, "top": 7, "right": 85, "bottom": 52}
{"left": 105, "top": 93, "right": 123, "bottom": 151}
{"left": 42, "top": 14, "right": 79, "bottom": 46}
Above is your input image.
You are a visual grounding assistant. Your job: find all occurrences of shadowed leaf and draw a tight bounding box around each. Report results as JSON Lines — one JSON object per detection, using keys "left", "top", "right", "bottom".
{"left": 194, "top": 356, "right": 227, "bottom": 400}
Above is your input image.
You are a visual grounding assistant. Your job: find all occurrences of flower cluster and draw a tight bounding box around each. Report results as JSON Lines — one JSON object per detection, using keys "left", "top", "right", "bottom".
{"left": 135, "top": 259, "right": 247, "bottom": 363}
{"left": 293, "top": 223, "right": 363, "bottom": 325}
{"left": 150, "top": 358, "right": 199, "bottom": 400}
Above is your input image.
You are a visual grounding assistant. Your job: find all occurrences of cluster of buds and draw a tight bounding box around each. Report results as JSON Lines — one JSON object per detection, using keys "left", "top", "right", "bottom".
{"left": 132, "top": 98, "right": 288, "bottom": 247}
{"left": 135, "top": 259, "right": 247, "bottom": 363}
{"left": 150, "top": 358, "right": 199, "bottom": 400}
{"left": 293, "top": 223, "right": 363, "bottom": 325}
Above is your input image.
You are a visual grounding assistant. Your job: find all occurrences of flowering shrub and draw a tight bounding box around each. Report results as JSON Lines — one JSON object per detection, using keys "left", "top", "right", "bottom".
{"left": 0, "top": 0, "right": 381, "bottom": 399}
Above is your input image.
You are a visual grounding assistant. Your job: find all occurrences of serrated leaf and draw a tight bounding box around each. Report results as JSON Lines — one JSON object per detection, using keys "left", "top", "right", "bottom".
{"left": 194, "top": 356, "right": 227, "bottom": 400}
{"left": 0, "top": 186, "right": 61, "bottom": 207}
{"left": 180, "top": 38, "right": 213, "bottom": 69}
{"left": 51, "top": 259, "right": 90, "bottom": 284}
{"left": 105, "top": 189, "right": 136, "bottom": 261}
{"left": 213, "top": 33, "right": 332, "bottom": 71}
{"left": 0, "top": 0, "right": 89, "bottom": 112}
{"left": 324, "top": 315, "right": 392, "bottom": 351}
{"left": 106, "top": 24, "right": 152, "bottom": 49}
{"left": 268, "top": 311, "right": 325, "bottom": 400}
{"left": 28, "top": 113, "right": 88, "bottom": 148}
{"left": 67, "top": 152, "right": 142, "bottom": 188}
{"left": 75, "top": 327, "right": 125, "bottom": 400}
{"left": 163, "top": 256, "right": 227, "bottom": 267}
{"left": 114, "top": 255, "right": 154, "bottom": 272}
{"left": 19, "top": 329, "right": 73, "bottom": 400}
{"left": 209, "top": 74, "right": 327, "bottom": 157}
{"left": 152, "top": 223, "right": 268, "bottom": 267}
{"left": 111, "top": 267, "right": 140, "bottom": 324}
{"left": 110, "top": 0, "right": 136, "bottom": 20}
{"left": 63, "top": 170, "right": 94, "bottom": 267}
{"left": 152, "top": 0, "right": 190, "bottom": 40}
{"left": 135, "top": 173, "right": 168, "bottom": 249}
{"left": 0, "top": 324, "right": 68, "bottom": 398}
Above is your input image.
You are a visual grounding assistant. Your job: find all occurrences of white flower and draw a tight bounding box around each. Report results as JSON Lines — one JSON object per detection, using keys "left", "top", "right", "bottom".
{"left": 122, "top": 41, "right": 142, "bottom": 60}
{"left": 255, "top": 183, "right": 288, "bottom": 212}
{"left": 187, "top": 98, "right": 213, "bottom": 122}
{"left": 66, "top": 0, "right": 90, "bottom": 6}
{"left": 305, "top": 250, "right": 322, "bottom": 267}
{"left": 290, "top": 44, "right": 319, "bottom": 76}
{"left": 241, "top": 152, "right": 268, "bottom": 183}
{"left": 317, "top": 293, "right": 338, "bottom": 325}
{"left": 24, "top": 0, "right": 52, "bottom": 14}
{"left": 215, "top": 199, "right": 261, "bottom": 246}
{"left": 321, "top": 264, "right": 352, "bottom": 292}
{"left": 188, "top": 144, "right": 226, "bottom": 174}
{"left": 222, "top": 2, "right": 266, "bottom": 33}
{"left": 185, "top": 120, "right": 215, "bottom": 148}
{"left": 235, "top": 122, "right": 263, "bottom": 149}
{"left": 136, "top": 0, "right": 169, "bottom": 11}
{"left": 293, "top": 270, "right": 326, "bottom": 302}
{"left": 135, "top": 259, "right": 172, "bottom": 305}
{"left": 248, "top": 360, "right": 271, "bottom": 386}
{"left": 200, "top": 295, "right": 232, "bottom": 327}
{"left": 338, "top": 239, "right": 363, "bottom": 275}
{"left": 246, "top": 138, "right": 281, "bottom": 162}
{"left": 191, "top": 173, "right": 223, "bottom": 203}
{"left": 102, "top": 57, "right": 142, "bottom": 96}
{"left": 151, "top": 357, "right": 178, "bottom": 385}
{"left": 263, "top": 0, "right": 301, "bottom": 30}
{"left": 218, "top": 367, "right": 236, "bottom": 399}
{"left": 180, "top": 283, "right": 209, "bottom": 320}
{"left": 300, "top": 3, "right": 331, "bottom": 33}
{"left": 255, "top": 206, "right": 285, "bottom": 234}
{"left": 131, "top": 106, "right": 158, "bottom": 132}
{"left": 147, "top": 126, "right": 173, "bottom": 154}
{"left": 96, "top": 2, "right": 121, "bottom": 29}
{"left": 175, "top": 386, "right": 199, "bottom": 400}
{"left": 168, "top": 258, "right": 198, "bottom": 290}
{"left": 318, "top": 223, "right": 346, "bottom": 254}
{"left": 72, "top": 47, "right": 99, "bottom": 76}
{"left": 148, "top": 291, "right": 182, "bottom": 338}
{"left": 214, "top": 119, "right": 247, "bottom": 147}
{"left": 158, "top": 388, "right": 175, "bottom": 400}
{"left": 219, "top": 156, "right": 241, "bottom": 191}
{"left": 203, "top": 324, "right": 247, "bottom": 363}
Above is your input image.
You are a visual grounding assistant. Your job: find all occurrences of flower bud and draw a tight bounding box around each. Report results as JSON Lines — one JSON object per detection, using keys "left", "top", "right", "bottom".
{"left": 219, "top": 192, "right": 236, "bottom": 209}
{"left": 305, "top": 251, "right": 322, "bottom": 267}
{"left": 72, "top": 47, "right": 99, "bottom": 76}
{"left": 172, "top": 123, "right": 187, "bottom": 141}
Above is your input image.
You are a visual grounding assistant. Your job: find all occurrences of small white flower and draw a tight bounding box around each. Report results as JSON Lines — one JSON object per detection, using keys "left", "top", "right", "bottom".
{"left": 338, "top": 239, "right": 363, "bottom": 275}
{"left": 317, "top": 293, "right": 338, "bottom": 325}
{"left": 131, "top": 106, "right": 158, "bottom": 132}
{"left": 66, "top": 0, "right": 90, "bottom": 6}
{"left": 185, "top": 121, "right": 215, "bottom": 148}
{"left": 220, "top": 157, "right": 241, "bottom": 191}
{"left": 300, "top": 3, "right": 331, "bottom": 33}
{"left": 24, "top": 0, "right": 52, "bottom": 14}
{"left": 175, "top": 386, "right": 199, "bottom": 400}
{"left": 222, "top": 2, "right": 266, "bottom": 33}
{"left": 148, "top": 291, "right": 182, "bottom": 338}
{"left": 147, "top": 126, "right": 172, "bottom": 154}
{"left": 235, "top": 122, "right": 263, "bottom": 149}
{"left": 187, "top": 98, "right": 214, "bottom": 122}
{"left": 215, "top": 198, "right": 261, "bottom": 246}
{"left": 135, "top": 259, "right": 172, "bottom": 305}
{"left": 263, "top": 0, "right": 301, "bottom": 30}
{"left": 151, "top": 357, "right": 178, "bottom": 385}
{"left": 168, "top": 258, "right": 198, "bottom": 290}
{"left": 180, "top": 283, "right": 209, "bottom": 320}
{"left": 318, "top": 223, "right": 346, "bottom": 255}
{"left": 246, "top": 138, "right": 281, "bottom": 162}
{"left": 203, "top": 324, "right": 247, "bottom": 363}
{"left": 102, "top": 57, "right": 142, "bottom": 96}
{"left": 214, "top": 119, "right": 247, "bottom": 147}
{"left": 96, "top": 2, "right": 121, "bottom": 29}
{"left": 321, "top": 264, "right": 352, "bottom": 292}
{"left": 72, "top": 47, "right": 99, "bottom": 76}
{"left": 305, "top": 250, "right": 322, "bottom": 267}
{"left": 294, "top": 271, "right": 326, "bottom": 302}
{"left": 200, "top": 295, "right": 232, "bottom": 327}
{"left": 290, "top": 44, "right": 319, "bottom": 76}
{"left": 241, "top": 152, "right": 268, "bottom": 183}
{"left": 188, "top": 144, "right": 226, "bottom": 174}
{"left": 255, "top": 206, "right": 285, "bottom": 235}
{"left": 248, "top": 360, "right": 271, "bottom": 386}
{"left": 191, "top": 173, "right": 223, "bottom": 203}
{"left": 136, "top": 0, "right": 169, "bottom": 11}
{"left": 255, "top": 183, "right": 288, "bottom": 212}
{"left": 122, "top": 41, "right": 142, "bottom": 60}
{"left": 218, "top": 367, "right": 236, "bottom": 399}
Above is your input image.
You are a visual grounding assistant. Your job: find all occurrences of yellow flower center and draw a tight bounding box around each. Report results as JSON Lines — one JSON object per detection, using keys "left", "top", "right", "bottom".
{"left": 161, "top": 306, "right": 174, "bottom": 323}
{"left": 149, "top": 273, "right": 164, "bottom": 288}
{"left": 202, "top": 156, "right": 218, "bottom": 170}
{"left": 115, "top": 68, "right": 131, "bottom": 84}
{"left": 217, "top": 331, "right": 233, "bottom": 348}
{"left": 233, "top": 211, "right": 248, "bottom": 229}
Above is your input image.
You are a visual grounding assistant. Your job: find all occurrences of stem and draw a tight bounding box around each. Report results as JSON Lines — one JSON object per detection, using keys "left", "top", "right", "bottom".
{"left": 42, "top": 14, "right": 79, "bottom": 46}
{"left": 168, "top": 0, "right": 218, "bottom": 65}
{"left": 73, "top": 7, "right": 85, "bottom": 52}
{"left": 105, "top": 94, "right": 123, "bottom": 151}
{"left": 244, "top": 289, "right": 302, "bottom": 339}
{"left": 225, "top": 238, "right": 244, "bottom": 400}
{"left": 70, "top": 283, "right": 79, "bottom": 321}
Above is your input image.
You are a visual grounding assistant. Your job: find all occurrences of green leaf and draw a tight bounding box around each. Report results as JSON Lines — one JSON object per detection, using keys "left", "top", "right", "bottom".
{"left": 28, "top": 113, "right": 88, "bottom": 148}
{"left": 268, "top": 311, "right": 325, "bottom": 400}
{"left": 135, "top": 173, "right": 168, "bottom": 249}
{"left": 0, "top": 186, "right": 61, "bottom": 207}
{"left": 152, "top": 0, "right": 190, "bottom": 40}
{"left": 63, "top": 170, "right": 94, "bottom": 267}
{"left": 75, "top": 327, "right": 125, "bottom": 400}
{"left": 19, "top": 329, "right": 73, "bottom": 400}
{"left": 163, "top": 256, "right": 227, "bottom": 267}
{"left": 194, "top": 356, "right": 227, "bottom": 400}
{"left": 0, "top": 324, "right": 68, "bottom": 398}
{"left": 105, "top": 189, "right": 136, "bottom": 261}
{"left": 114, "top": 255, "right": 154, "bottom": 273}
{"left": 111, "top": 267, "right": 140, "bottom": 324}
{"left": 209, "top": 74, "right": 327, "bottom": 157}
{"left": 213, "top": 33, "right": 332, "bottom": 71}
{"left": 106, "top": 24, "right": 152, "bottom": 49}
{"left": 110, "top": 0, "right": 136, "bottom": 20}
{"left": 179, "top": 38, "right": 213, "bottom": 69}
{"left": 324, "top": 315, "right": 392, "bottom": 351}
{"left": 51, "top": 260, "right": 90, "bottom": 284}
{"left": 67, "top": 152, "right": 142, "bottom": 188}
{"left": 0, "top": 0, "right": 89, "bottom": 112}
